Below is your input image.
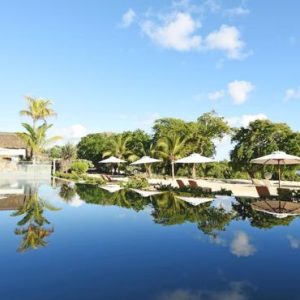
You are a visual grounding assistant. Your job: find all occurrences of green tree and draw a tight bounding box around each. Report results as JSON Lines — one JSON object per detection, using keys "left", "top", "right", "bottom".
{"left": 123, "top": 130, "right": 152, "bottom": 158}
{"left": 230, "top": 120, "right": 299, "bottom": 178}
{"left": 103, "top": 134, "right": 137, "bottom": 161}
{"left": 77, "top": 133, "right": 113, "bottom": 165}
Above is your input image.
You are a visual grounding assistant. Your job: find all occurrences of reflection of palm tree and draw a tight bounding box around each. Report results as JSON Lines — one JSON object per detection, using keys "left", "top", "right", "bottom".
{"left": 12, "top": 190, "right": 60, "bottom": 252}
{"left": 15, "top": 225, "right": 54, "bottom": 252}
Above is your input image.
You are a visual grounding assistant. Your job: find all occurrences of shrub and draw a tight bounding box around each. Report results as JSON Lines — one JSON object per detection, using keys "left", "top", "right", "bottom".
{"left": 124, "top": 175, "right": 149, "bottom": 189}
{"left": 70, "top": 160, "right": 90, "bottom": 175}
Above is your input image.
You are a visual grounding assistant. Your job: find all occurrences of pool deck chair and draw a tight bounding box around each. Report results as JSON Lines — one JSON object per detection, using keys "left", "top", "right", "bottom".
{"left": 188, "top": 180, "right": 212, "bottom": 193}
{"left": 176, "top": 179, "right": 186, "bottom": 188}
{"left": 255, "top": 185, "right": 272, "bottom": 199}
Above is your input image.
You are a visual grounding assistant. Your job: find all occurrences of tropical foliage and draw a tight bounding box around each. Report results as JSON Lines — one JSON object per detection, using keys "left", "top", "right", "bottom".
{"left": 18, "top": 96, "right": 60, "bottom": 161}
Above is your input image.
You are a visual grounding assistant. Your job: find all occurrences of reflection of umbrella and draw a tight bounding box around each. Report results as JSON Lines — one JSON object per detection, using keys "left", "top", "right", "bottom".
{"left": 99, "top": 156, "right": 126, "bottom": 174}
{"left": 251, "top": 200, "right": 300, "bottom": 219}
{"left": 131, "top": 189, "right": 163, "bottom": 198}
{"left": 176, "top": 196, "right": 213, "bottom": 206}
{"left": 175, "top": 153, "right": 215, "bottom": 179}
{"left": 131, "top": 156, "right": 162, "bottom": 177}
{"left": 251, "top": 151, "right": 300, "bottom": 187}
{"left": 100, "top": 185, "right": 123, "bottom": 193}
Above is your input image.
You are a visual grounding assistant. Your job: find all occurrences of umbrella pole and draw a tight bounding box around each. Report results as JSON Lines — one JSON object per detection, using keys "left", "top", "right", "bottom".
{"left": 278, "top": 161, "right": 281, "bottom": 188}
{"left": 192, "top": 163, "right": 196, "bottom": 179}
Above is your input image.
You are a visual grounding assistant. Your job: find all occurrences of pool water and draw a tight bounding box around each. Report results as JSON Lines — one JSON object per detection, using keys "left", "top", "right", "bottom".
{"left": 0, "top": 179, "right": 300, "bottom": 300}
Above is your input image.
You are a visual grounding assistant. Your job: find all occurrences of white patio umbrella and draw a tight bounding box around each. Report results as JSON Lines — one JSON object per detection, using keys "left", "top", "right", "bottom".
{"left": 99, "top": 156, "right": 126, "bottom": 174}
{"left": 175, "top": 153, "right": 215, "bottom": 179}
{"left": 130, "top": 156, "right": 162, "bottom": 177}
{"left": 251, "top": 151, "right": 300, "bottom": 187}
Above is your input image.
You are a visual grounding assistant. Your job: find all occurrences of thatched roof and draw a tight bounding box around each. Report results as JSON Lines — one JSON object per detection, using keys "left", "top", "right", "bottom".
{"left": 0, "top": 132, "right": 26, "bottom": 149}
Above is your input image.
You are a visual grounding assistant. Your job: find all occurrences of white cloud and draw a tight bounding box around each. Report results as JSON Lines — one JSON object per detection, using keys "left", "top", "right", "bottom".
{"left": 121, "top": 9, "right": 136, "bottom": 28}
{"left": 287, "top": 235, "right": 300, "bottom": 249}
{"left": 52, "top": 124, "right": 87, "bottom": 145}
{"left": 141, "top": 12, "right": 202, "bottom": 51}
{"left": 204, "top": 0, "right": 221, "bottom": 13}
{"left": 228, "top": 80, "right": 255, "bottom": 104}
{"left": 227, "top": 113, "right": 268, "bottom": 128}
{"left": 225, "top": 7, "right": 250, "bottom": 17}
{"left": 230, "top": 231, "right": 256, "bottom": 257}
{"left": 208, "top": 89, "right": 225, "bottom": 101}
{"left": 284, "top": 87, "right": 300, "bottom": 101}
{"left": 205, "top": 25, "right": 246, "bottom": 59}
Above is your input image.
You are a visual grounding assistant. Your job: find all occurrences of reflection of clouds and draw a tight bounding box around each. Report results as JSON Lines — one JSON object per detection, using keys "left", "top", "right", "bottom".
{"left": 68, "top": 195, "right": 84, "bottom": 208}
{"left": 230, "top": 231, "right": 256, "bottom": 257}
{"left": 156, "top": 281, "right": 252, "bottom": 300}
{"left": 210, "top": 235, "right": 227, "bottom": 246}
{"left": 287, "top": 235, "right": 300, "bottom": 249}
{"left": 212, "top": 197, "right": 234, "bottom": 213}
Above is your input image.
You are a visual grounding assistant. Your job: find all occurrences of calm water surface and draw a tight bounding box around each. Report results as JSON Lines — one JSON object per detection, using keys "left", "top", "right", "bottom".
{"left": 0, "top": 179, "right": 300, "bottom": 300}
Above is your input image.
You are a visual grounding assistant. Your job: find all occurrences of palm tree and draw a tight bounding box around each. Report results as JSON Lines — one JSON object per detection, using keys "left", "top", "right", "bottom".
{"left": 139, "top": 143, "right": 160, "bottom": 177}
{"left": 20, "top": 96, "right": 57, "bottom": 128}
{"left": 60, "top": 143, "right": 77, "bottom": 172}
{"left": 156, "top": 134, "right": 187, "bottom": 179}
{"left": 18, "top": 123, "right": 61, "bottom": 161}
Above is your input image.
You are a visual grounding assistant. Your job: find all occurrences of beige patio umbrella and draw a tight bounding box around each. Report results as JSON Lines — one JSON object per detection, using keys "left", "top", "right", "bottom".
{"left": 130, "top": 156, "right": 162, "bottom": 178}
{"left": 99, "top": 156, "right": 126, "bottom": 174}
{"left": 251, "top": 151, "right": 300, "bottom": 187}
{"left": 251, "top": 200, "right": 300, "bottom": 219}
{"left": 175, "top": 153, "right": 215, "bottom": 179}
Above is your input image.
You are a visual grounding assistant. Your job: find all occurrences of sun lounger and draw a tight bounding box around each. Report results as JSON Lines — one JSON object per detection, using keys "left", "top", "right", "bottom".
{"left": 252, "top": 179, "right": 272, "bottom": 198}
{"left": 176, "top": 179, "right": 186, "bottom": 188}
{"left": 188, "top": 180, "right": 212, "bottom": 193}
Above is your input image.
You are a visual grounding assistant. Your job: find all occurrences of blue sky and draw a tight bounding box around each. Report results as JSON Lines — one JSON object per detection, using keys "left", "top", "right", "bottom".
{"left": 1, "top": 0, "right": 300, "bottom": 158}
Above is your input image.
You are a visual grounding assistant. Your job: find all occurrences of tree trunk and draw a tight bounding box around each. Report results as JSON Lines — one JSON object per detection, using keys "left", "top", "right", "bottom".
{"left": 171, "top": 161, "right": 175, "bottom": 180}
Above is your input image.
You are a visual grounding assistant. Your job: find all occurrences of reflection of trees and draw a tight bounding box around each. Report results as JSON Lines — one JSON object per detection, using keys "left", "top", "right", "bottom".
{"left": 12, "top": 188, "right": 59, "bottom": 252}
{"left": 233, "top": 197, "right": 294, "bottom": 229}
{"left": 59, "top": 183, "right": 77, "bottom": 202}
{"left": 151, "top": 192, "right": 233, "bottom": 236}
{"left": 75, "top": 184, "right": 151, "bottom": 212}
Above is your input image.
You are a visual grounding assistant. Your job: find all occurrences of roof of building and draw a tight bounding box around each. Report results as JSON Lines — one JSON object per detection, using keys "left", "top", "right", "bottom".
{"left": 0, "top": 195, "right": 25, "bottom": 211}
{"left": 0, "top": 132, "right": 26, "bottom": 149}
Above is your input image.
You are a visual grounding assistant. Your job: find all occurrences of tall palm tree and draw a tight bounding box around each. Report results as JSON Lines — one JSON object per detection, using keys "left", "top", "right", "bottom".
{"left": 18, "top": 123, "right": 61, "bottom": 161}
{"left": 139, "top": 143, "right": 160, "bottom": 177}
{"left": 103, "top": 135, "right": 137, "bottom": 161}
{"left": 156, "top": 134, "right": 187, "bottom": 179}
{"left": 20, "top": 96, "right": 57, "bottom": 128}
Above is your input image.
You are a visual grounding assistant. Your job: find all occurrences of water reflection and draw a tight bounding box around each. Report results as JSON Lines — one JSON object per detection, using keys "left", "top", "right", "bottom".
{"left": 156, "top": 281, "right": 255, "bottom": 300}
{"left": 12, "top": 185, "right": 60, "bottom": 252}
{"left": 0, "top": 180, "right": 59, "bottom": 252}
{"left": 233, "top": 198, "right": 296, "bottom": 229}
